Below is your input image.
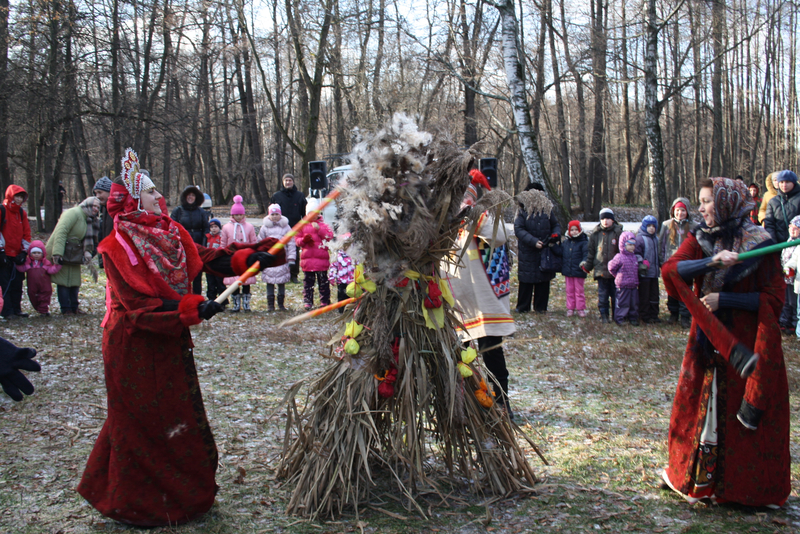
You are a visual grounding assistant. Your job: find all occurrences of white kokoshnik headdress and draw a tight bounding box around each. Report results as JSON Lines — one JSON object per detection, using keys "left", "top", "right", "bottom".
{"left": 120, "top": 148, "right": 156, "bottom": 211}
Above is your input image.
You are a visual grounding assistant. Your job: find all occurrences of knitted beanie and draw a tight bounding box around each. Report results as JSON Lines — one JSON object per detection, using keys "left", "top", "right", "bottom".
{"left": 642, "top": 215, "right": 658, "bottom": 228}
{"left": 209, "top": 218, "right": 222, "bottom": 228}
{"left": 92, "top": 176, "right": 112, "bottom": 193}
{"left": 776, "top": 170, "right": 798, "bottom": 184}
{"left": 599, "top": 208, "right": 615, "bottom": 220}
{"left": 268, "top": 203, "right": 282, "bottom": 215}
{"left": 231, "top": 195, "right": 245, "bottom": 215}
{"left": 791, "top": 215, "right": 800, "bottom": 229}
{"left": 567, "top": 220, "right": 582, "bottom": 233}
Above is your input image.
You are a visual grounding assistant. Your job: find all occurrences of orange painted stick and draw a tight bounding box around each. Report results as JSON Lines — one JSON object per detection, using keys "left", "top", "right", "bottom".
{"left": 266, "top": 189, "right": 341, "bottom": 255}
{"left": 278, "top": 297, "right": 359, "bottom": 327}
{"left": 216, "top": 189, "right": 341, "bottom": 304}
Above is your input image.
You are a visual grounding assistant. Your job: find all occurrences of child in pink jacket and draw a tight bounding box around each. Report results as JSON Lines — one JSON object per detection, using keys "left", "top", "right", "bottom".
{"left": 16, "top": 240, "right": 61, "bottom": 316}
{"left": 295, "top": 201, "right": 333, "bottom": 310}
{"left": 220, "top": 195, "right": 258, "bottom": 312}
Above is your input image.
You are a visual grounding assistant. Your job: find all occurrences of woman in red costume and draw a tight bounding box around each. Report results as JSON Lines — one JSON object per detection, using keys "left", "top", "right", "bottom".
{"left": 77, "top": 149, "right": 282, "bottom": 526}
{"left": 661, "top": 177, "right": 790, "bottom": 508}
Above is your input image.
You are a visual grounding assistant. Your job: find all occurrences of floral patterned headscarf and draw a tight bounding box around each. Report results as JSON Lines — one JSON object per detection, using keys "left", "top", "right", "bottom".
{"left": 697, "top": 177, "right": 771, "bottom": 294}
{"left": 107, "top": 164, "right": 190, "bottom": 296}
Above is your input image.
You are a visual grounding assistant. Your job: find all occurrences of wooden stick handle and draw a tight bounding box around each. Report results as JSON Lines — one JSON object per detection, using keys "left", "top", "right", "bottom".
{"left": 215, "top": 261, "right": 260, "bottom": 304}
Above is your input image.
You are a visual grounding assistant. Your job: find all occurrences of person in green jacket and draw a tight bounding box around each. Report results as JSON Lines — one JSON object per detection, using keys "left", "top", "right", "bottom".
{"left": 46, "top": 197, "right": 100, "bottom": 314}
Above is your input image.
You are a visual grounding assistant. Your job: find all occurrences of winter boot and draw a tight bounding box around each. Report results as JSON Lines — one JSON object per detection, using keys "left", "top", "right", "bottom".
{"left": 242, "top": 293, "right": 252, "bottom": 312}
{"left": 600, "top": 312, "right": 610, "bottom": 324}
{"left": 230, "top": 294, "right": 241, "bottom": 313}
{"left": 566, "top": 309, "right": 574, "bottom": 317}
{"left": 267, "top": 295, "right": 275, "bottom": 312}
{"left": 277, "top": 294, "right": 288, "bottom": 311}
{"left": 680, "top": 315, "right": 692, "bottom": 329}
{"left": 668, "top": 312, "right": 679, "bottom": 324}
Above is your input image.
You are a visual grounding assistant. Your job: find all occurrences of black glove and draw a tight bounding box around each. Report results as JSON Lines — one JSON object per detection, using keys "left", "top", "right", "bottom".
{"left": 197, "top": 300, "right": 224, "bottom": 320}
{"left": 52, "top": 255, "right": 63, "bottom": 265}
{"left": 246, "top": 251, "right": 276, "bottom": 269}
{"left": 13, "top": 251, "right": 27, "bottom": 265}
{"left": 0, "top": 337, "right": 41, "bottom": 402}
{"left": 159, "top": 299, "right": 180, "bottom": 312}
{"left": 729, "top": 342, "right": 759, "bottom": 378}
{"left": 736, "top": 398, "right": 763, "bottom": 430}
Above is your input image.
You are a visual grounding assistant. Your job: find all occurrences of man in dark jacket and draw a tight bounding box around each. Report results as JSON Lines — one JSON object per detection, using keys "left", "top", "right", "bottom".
{"left": 580, "top": 208, "right": 623, "bottom": 323}
{"left": 170, "top": 185, "right": 209, "bottom": 295}
{"left": 763, "top": 169, "right": 800, "bottom": 333}
{"left": 270, "top": 173, "right": 306, "bottom": 283}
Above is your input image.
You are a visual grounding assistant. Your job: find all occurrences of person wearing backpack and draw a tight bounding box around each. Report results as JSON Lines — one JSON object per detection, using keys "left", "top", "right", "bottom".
{"left": 0, "top": 185, "right": 32, "bottom": 319}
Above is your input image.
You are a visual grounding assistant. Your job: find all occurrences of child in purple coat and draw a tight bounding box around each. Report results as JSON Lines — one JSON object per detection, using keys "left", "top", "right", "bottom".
{"left": 16, "top": 240, "right": 61, "bottom": 316}
{"left": 295, "top": 200, "right": 333, "bottom": 310}
{"left": 607, "top": 231, "right": 640, "bottom": 326}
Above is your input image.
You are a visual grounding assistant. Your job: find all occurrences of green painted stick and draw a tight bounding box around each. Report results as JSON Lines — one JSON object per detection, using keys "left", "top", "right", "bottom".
{"left": 710, "top": 238, "right": 800, "bottom": 268}
{"left": 736, "top": 238, "right": 800, "bottom": 260}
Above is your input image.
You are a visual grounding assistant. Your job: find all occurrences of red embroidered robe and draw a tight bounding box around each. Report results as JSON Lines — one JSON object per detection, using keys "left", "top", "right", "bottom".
{"left": 661, "top": 233, "right": 790, "bottom": 507}
{"left": 77, "top": 224, "right": 281, "bottom": 526}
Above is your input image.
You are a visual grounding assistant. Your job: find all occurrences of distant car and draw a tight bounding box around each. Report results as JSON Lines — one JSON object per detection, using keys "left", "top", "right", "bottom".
{"left": 307, "top": 164, "right": 351, "bottom": 229}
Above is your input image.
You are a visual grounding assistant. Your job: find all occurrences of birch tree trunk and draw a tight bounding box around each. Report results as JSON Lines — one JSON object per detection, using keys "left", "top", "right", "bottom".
{"left": 644, "top": 0, "right": 668, "bottom": 222}
{"left": 495, "top": 0, "right": 567, "bottom": 224}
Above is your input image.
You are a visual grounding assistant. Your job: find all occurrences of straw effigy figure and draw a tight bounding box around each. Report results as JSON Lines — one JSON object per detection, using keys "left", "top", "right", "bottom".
{"left": 277, "top": 114, "right": 540, "bottom": 519}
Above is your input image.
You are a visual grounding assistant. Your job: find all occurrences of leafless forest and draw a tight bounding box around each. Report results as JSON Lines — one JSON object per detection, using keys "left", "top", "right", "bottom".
{"left": 0, "top": 0, "right": 797, "bottom": 229}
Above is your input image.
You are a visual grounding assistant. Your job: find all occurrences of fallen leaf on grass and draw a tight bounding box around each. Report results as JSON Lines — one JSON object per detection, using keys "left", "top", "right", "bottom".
{"left": 233, "top": 466, "right": 247, "bottom": 484}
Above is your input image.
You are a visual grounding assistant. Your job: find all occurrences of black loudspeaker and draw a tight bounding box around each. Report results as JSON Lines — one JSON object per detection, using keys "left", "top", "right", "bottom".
{"left": 480, "top": 158, "right": 498, "bottom": 188}
{"left": 309, "top": 161, "right": 328, "bottom": 191}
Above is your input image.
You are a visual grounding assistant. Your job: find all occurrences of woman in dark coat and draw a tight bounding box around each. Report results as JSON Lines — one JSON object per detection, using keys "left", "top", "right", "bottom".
{"left": 661, "top": 177, "right": 789, "bottom": 507}
{"left": 171, "top": 185, "right": 209, "bottom": 294}
{"left": 514, "top": 186, "right": 561, "bottom": 313}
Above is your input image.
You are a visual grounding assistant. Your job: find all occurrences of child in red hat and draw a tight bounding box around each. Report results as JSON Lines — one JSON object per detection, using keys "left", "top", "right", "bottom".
{"left": 561, "top": 220, "right": 589, "bottom": 317}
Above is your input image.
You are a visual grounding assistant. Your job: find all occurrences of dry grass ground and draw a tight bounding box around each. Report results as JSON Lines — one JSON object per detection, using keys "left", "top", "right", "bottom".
{"left": 1, "top": 264, "right": 799, "bottom": 533}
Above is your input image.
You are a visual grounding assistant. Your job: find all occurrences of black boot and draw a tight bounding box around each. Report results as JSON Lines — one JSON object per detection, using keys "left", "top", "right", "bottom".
{"left": 680, "top": 315, "right": 692, "bottom": 329}
{"left": 667, "top": 312, "right": 679, "bottom": 324}
{"left": 267, "top": 295, "right": 275, "bottom": 312}
{"left": 277, "top": 294, "right": 288, "bottom": 311}
{"left": 600, "top": 312, "right": 610, "bottom": 324}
